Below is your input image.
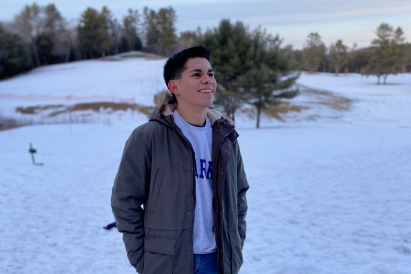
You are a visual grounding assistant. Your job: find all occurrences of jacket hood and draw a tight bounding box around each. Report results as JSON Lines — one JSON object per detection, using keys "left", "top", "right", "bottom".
{"left": 153, "top": 90, "right": 234, "bottom": 125}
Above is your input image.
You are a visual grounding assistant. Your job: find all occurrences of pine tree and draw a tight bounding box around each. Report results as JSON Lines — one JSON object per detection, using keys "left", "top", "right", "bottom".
{"left": 12, "top": 3, "right": 42, "bottom": 67}
{"left": 200, "top": 20, "right": 299, "bottom": 127}
{"left": 200, "top": 20, "right": 254, "bottom": 120}
{"left": 328, "top": 40, "right": 348, "bottom": 76}
{"left": 0, "top": 24, "right": 30, "bottom": 79}
{"left": 122, "top": 9, "right": 141, "bottom": 51}
{"left": 366, "top": 23, "right": 406, "bottom": 84}
{"left": 302, "top": 32, "right": 326, "bottom": 73}
{"left": 77, "top": 7, "right": 113, "bottom": 58}
{"left": 142, "top": 6, "right": 177, "bottom": 55}
{"left": 142, "top": 7, "right": 160, "bottom": 53}
{"left": 157, "top": 6, "right": 177, "bottom": 56}
{"left": 176, "top": 28, "right": 201, "bottom": 52}
{"left": 238, "top": 32, "right": 299, "bottom": 128}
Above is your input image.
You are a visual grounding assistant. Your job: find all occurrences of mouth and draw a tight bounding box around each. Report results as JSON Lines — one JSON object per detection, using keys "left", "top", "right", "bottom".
{"left": 198, "top": 89, "right": 213, "bottom": 94}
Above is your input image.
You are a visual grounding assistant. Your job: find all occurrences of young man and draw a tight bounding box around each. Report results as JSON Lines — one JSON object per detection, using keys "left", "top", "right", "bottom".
{"left": 111, "top": 46, "right": 249, "bottom": 274}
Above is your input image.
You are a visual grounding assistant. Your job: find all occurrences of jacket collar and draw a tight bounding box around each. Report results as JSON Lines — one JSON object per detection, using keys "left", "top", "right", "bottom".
{"left": 152, "top": 90, "right": 234, "bottom": 126}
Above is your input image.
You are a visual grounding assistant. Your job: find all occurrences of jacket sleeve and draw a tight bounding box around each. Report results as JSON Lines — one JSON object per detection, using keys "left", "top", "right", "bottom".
{"left": 235, "top": 140, "right": 249, "bottom": 249}
{"left": 111, "top": 129, "right": 151, "bottom": 272}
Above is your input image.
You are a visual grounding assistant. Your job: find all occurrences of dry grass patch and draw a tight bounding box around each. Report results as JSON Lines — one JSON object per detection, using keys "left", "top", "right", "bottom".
{"left": 299, "top": 86, "right": 354, "bottom": 111}
{"left": 15, "top": 102, "right": 154, "bottom": 118}
{"left": 318, "top": 97, "right": 352, "bottom": 111}
{"left": 239, "top": 103, "right": 309, "bottom": 121}
{"left": 45, "top": 102, "right": 154, "bottom": 117}
{"left": 16, "top": 104, "right": 64, "bottom": 114}
{"left": 263, "top": 103, "right": 309, "bottom": 121}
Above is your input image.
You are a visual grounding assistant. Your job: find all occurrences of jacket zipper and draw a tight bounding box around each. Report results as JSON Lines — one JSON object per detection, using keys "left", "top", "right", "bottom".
{"left": 170, "top": 117, "right": 197, "bottom": 272}
{"left": 214, "top": 129, "right": 234, "bottom": 274}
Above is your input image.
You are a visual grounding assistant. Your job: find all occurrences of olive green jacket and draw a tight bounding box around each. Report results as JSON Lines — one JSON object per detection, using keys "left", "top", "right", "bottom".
{"left": 111, "top": 90, "right": 249, "bottom": 274}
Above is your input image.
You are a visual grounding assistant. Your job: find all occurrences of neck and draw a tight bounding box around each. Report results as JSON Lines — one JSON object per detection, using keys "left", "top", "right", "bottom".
{"left": 176, "top": 105, "right": 208, "bottom": 126}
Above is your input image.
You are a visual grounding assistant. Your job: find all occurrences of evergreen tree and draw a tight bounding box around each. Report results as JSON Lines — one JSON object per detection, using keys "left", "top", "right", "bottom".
{"left": 238, "top": 32, "right": 299, "bottom": 128}
{"left": 142, "top": 7, "right": 160, "bottom": 53}
{"left": 77, "top": 7, "right": 113, "bottom": 58}
{"left": 200, "top": 20, "right": 254, "bottom": 120}
{"left": 122, "top": 8, "right": 142, "bottom": 51}
{"left": 200, "top": 20, "right": 299, "bottom": 127}
{"left": 328, "top": 39, "right": 348, "bottom": 76}
{"left": 302, "top": 32, "right": 326, "bottom": 73}
{"left": 157, "top": 6, "right": 177, "bottom": 56}
{"left": 392, "top": 27, "right": 407, "bottom": 73}
{"left": 42, "top": 4, "right": 67, "bottom": 63}
{"left": 176, "top": 29, "right": 200, "bottom": 52}
{"left": 12, "top": 3, "right": 42, "bottom": 67}
{"left": 366, "top": 23, "right": 406, "bottom": 84}
{"left": 0, "top": 24, "right": 30, "bottom": 79}
{"left": 142, "top": 6, "right": 177, "bottom": 55}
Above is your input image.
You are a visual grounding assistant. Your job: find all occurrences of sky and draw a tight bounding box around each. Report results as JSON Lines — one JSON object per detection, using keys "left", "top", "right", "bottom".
{"left": 1, "top": 0, "right": 411, "bottom": 49}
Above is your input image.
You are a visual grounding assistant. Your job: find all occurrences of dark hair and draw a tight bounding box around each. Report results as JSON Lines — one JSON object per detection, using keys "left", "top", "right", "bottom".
{"left": 163, "top": 46, "right": 211, "bottom": 90}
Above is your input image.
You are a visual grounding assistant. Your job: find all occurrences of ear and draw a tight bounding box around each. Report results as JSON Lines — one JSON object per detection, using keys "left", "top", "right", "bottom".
{"left": 167, "top": 80, "right": 180, "bottom": 95}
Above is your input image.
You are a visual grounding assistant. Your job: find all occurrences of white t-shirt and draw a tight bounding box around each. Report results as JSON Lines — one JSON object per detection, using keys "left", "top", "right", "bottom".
{"left": 173, "top": 110, "right": 216, "bottom": 254}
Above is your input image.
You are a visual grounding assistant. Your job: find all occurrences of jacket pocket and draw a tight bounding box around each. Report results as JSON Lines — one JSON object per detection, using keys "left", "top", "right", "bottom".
{"left": 149, "top": 169, "right": 165, "bottom": 215}
{"left": 142, "top": 236, "right": 176, "bottom": 274}
{"left": 229, "top": 227, "right": 243, "bottom": 274}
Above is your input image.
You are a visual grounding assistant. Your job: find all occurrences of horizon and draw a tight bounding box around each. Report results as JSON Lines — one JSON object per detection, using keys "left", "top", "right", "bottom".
{"left": 1, "top": 0, "right": 411, "bottom": 49}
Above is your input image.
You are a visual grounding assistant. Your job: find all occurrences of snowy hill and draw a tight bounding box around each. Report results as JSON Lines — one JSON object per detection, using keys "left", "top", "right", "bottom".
{"left": 1, "top": 56, "right": 411, "bottom": 273}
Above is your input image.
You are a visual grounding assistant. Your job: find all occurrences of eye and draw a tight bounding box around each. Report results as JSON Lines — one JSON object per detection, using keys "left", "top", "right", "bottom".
{"left": 192, "top": 73, "right": 200, "bottom": 77}
{"left": 208, "top": 73, "right": 214, "bottom": 78}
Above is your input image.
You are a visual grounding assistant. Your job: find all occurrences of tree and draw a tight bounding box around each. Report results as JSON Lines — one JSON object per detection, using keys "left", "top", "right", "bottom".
{"left": 328, "top": 39, "right": 348, "bottom": 76}
{"left": 12, "top": 3, "right": 42, "bottom": 67}
{"left": 10, "top": 3, "right": 68, "bottom": 66}
{"left": 238, "top": 32, "right": 299, "bottom": 128}
{"left": 142, "top": 6, "right": 177, "bottom": 55}
{"left": 176, "top": 28, "right": 202, "bottom": 52}
{"left": 303, "top": 32, "right": 326, "bottom": 73}
{"left": 200, "top": 20, "right": 254, "bottom": 120}
{"left": 200, "top": 20, "right": 299, "bottom": 127}
{"left": 0, "top": 24, "right": 30, "bottom": 79}
{"left": 42, "top": 4, "right": 67, "bottom": 63}
{"left": 122, "top": 8, "right": 142, "bottom": 51}
{"left": 77, "top": 7, "right": 113, "bottom": 58}
{"left": 157, "top": 6, "right": 177, "bottom": 56}
{"left": 366, "top": 23, "right": 406, "bottom": 84}
{"left": 142, "top": 7, "right": 160, "bottom": 53}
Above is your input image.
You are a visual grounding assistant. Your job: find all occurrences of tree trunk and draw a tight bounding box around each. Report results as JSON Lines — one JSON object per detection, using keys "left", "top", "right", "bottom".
{"left": 377, "top": 75, "right": 380, "bottom": 84}
{"left": 256, "top": 106, "right": 261, "bottom": 129}
{"left": 335, "top": 65, "right": 339, "bottom": 76}
{"left": 383, "top": 74, "right": 388, "bottom": 84}
{"left": 31, "top": 44, "right": 41, "bottom": 67}
{"left": 345, "top": 65, "right": 348, "bottom": 76}
{"left": 65, "top": 44, "right": 71, "bottom": 63}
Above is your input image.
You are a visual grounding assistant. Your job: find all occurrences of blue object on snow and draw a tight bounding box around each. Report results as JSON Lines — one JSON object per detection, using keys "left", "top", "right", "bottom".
{"left": 103, "top": 222, "right": 117, "bottom": 230}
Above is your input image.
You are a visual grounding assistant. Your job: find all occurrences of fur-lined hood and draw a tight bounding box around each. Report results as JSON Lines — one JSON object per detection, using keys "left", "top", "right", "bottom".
{"left": 153, "top": 90, "right": 234, "bottom": 125}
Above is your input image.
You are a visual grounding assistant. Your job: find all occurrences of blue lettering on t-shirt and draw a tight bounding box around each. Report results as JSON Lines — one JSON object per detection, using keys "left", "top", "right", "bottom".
{"left": 199, "top": 159, "right": 207, "bottom": 179}
{"left": 195, "top": 159, "right": 213, "bottom": 180}
{"left": 206, "top": 161, "right": 212, "bottom": 180}
{"left": 194, "top": 160, "right": 198, "bottom": 178}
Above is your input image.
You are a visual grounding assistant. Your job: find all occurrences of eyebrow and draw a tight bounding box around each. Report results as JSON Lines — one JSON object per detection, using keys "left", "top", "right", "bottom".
{"left": 189, "top": 69, "right": 214, "bottom": 73}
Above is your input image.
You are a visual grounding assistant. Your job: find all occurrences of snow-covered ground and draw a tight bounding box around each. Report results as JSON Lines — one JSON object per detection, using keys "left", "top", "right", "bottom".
{"left": 1, "top": 56, "right": 411, "bottom": 274}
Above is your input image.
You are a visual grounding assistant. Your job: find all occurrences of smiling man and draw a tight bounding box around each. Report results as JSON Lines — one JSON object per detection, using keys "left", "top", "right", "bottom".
{"left": 111, "top": 46, "right": 249, "bottom": 274}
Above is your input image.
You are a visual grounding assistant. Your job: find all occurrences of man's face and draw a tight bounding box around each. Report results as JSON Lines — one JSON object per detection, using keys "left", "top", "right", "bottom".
{"left": 169, "top": 57, "right": 217, "bottom": 110}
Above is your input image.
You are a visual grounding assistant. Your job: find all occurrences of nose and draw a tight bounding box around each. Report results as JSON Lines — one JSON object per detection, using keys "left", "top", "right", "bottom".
{"left": 202, "top": 75, "right": 212, "bottom": 84}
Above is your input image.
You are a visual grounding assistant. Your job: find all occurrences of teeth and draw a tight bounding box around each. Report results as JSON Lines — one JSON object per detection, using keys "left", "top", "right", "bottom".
{"left": 199, "top": 90, "right": 212, "bottom": 93}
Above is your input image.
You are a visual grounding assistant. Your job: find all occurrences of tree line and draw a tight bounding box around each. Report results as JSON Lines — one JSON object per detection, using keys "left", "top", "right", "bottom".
{"left": 298, "top": 24, "right": 411, "bottom": 84}
{"left": 0, "top": 3, "right": 180, "bottom": 79}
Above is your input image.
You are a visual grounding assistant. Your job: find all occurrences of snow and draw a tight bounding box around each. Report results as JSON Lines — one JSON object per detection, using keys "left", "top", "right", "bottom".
{"left": 1, "top": 56, "right": 411, "bottom": 273}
